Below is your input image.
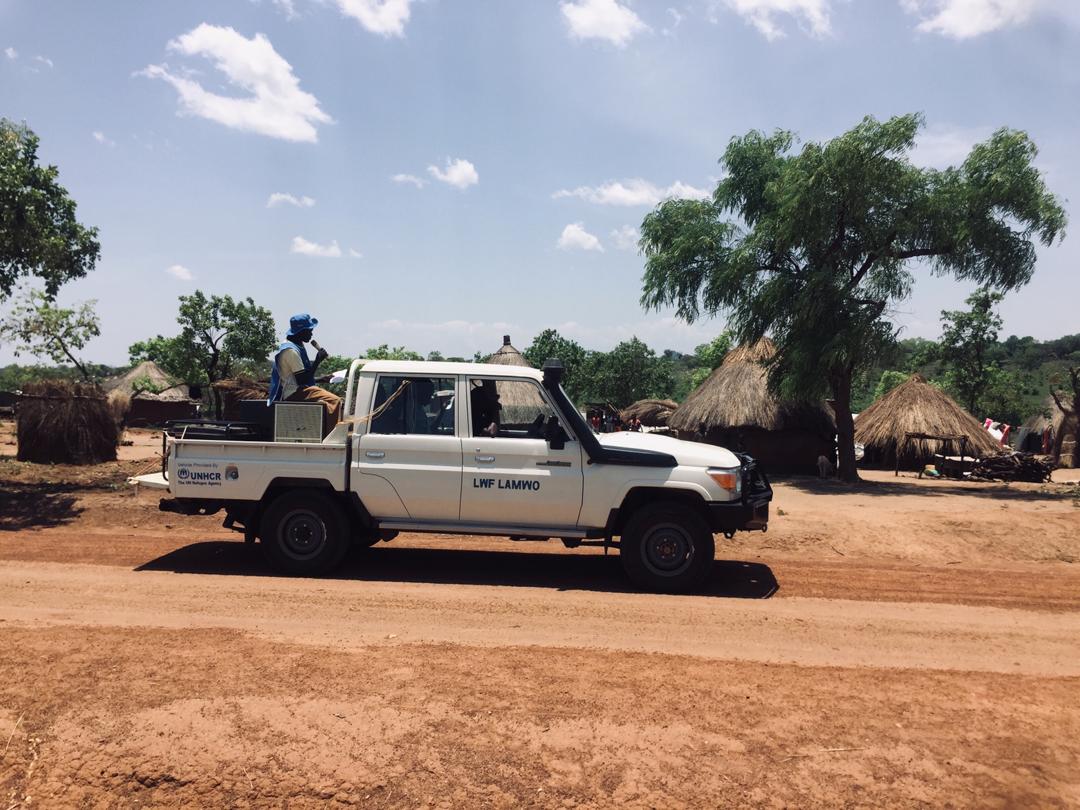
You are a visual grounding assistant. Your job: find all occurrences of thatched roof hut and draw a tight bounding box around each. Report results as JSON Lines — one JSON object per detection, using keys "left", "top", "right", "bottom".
{"left": 1022, "top": 395, "right": 1068, "bottom": 434}
{"left": 481, "top": 335, "right": 543, "bottom": 424}
{"left": 1021, "top": 395, "right": 1076, "bottom": 467}
{"left": 621, "top": 399, "right": 679, "bottom": 428}
{"left": 103, "top": 361, "right": 198, "bottom": 426}
{"left": 104, "top": 361, "right": 192, "bottom": 401}
{"left": 669, "top": 338, "right": 835, "bottom": 473}
{"left": 16, "top": 380, "right": 118, "bottom": 464}
{"left": 854, "top": 374, "right": 1001, "bottom": 468}
{"left": 486, "top": 335, "right": 531, "bottom": 368}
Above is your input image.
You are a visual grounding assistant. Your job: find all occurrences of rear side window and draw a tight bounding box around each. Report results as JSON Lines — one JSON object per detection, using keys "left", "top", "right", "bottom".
{"left": 370, "top": 376, "right": 456, "bottom": 435}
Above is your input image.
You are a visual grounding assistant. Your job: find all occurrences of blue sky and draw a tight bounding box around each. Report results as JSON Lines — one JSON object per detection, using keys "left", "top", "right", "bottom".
{"left": 1, "top": 0, "right": 1077, "bottom": 365}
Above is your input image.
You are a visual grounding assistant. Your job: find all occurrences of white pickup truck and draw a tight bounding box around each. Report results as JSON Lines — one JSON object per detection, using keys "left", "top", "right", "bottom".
{"left": 135, "top": 358, "right": 771, "bottom": 593}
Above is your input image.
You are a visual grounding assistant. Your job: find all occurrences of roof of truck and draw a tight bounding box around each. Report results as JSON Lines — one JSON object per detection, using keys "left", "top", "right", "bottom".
{"left": 357, "top": 359, "right": 545, "bottom": 380}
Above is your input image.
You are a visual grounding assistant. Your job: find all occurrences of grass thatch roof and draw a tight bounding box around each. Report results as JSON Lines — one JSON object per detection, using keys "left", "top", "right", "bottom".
{"left": 1022, "top": 395, "right": 1069, "bottom": 433}
{"left": 621, "top": 399, "right": 679, "bottom": 427}
{"left": 668, "top": 338, "right": 834, "bottom": 435}
{"left": 854, "top": 374, "right": 1001, "bottom": 464}
{"left": 104, "top": 361, "right": 193, "bottom": 402}
{"left": 486, "top": 335, "right": 532, "bottom": 367}
{"left": 213, "top": 377, "right": 269, "bottom": 402}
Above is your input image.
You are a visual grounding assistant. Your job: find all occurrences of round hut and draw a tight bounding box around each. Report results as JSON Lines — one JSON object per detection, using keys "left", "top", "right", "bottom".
{"left": 668, "top": 338, "right": 835, "bottom": 474}
{"left": 103, "top": 360, "right": 199, "bottom": 426}
{"left": 484, "top": 334, "right": 543, "bottom": 425}
{"left": 621, "top": 399, "right": 679, "bottom": 428}
{"left": 854, "top": 374, "right": 1001, "bottom": 469}
{"left": 487, "top": 335, "right": 531, "bottom": 368}
{"left": 1020, "top": 395, "right": 1076, "bottom": 467}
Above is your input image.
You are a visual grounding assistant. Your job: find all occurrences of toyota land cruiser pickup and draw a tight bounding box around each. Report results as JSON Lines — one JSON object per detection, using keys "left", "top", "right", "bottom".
{"left": 133, "top": 358, "right": 771, "bottom": 593}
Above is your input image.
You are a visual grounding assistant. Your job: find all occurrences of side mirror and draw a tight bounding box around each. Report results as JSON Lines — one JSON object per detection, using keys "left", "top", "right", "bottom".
{"left": 545, "top": 416, "right": 566, "bottom": 450}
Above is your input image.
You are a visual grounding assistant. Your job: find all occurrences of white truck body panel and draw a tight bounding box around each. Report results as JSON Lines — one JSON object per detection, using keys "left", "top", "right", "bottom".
{"left": 169, "top": 438, "right": 348, "bottom": 500}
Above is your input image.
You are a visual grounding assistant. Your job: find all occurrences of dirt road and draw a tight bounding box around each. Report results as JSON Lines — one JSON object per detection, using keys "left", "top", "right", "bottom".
{"left": 1, "top": 448, "right": 1079, "bottom": 807}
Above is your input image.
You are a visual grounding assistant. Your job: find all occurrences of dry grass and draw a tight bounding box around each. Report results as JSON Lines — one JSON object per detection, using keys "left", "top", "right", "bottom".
{"left": 855, "top": 374, "right": 1001, "bottom": 466}
{"left": 669, "top": 338, "right": 834, "bottom": 435}
{"left": 106, "top": 389, "right": 131, "bottom": 425}
{"left": 620, "top": 399, "right": 679, "bottom": 427}
{"left": 486, "top": 336, "right": 531, "bottom": 367}
{"left": 16, "top": 380, "right": 119, "bottom": 464}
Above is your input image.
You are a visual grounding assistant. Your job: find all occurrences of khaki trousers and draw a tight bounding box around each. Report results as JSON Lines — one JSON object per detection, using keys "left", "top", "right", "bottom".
{"left": 287, "top": 386, "right": 343, "bottom": 424}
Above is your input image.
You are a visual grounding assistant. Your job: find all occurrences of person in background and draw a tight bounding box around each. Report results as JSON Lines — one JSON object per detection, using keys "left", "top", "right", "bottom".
{"left": 267, "top": 313, "right": 342, "bottom": 423}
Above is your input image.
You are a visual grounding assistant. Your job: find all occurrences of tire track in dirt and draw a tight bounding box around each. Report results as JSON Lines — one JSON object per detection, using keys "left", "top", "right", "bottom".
{"left": 1, "top": 560, "right": 1078, "bottom": 676}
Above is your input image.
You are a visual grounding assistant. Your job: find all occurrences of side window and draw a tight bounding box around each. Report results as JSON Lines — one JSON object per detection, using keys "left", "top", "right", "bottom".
{"left": 468, "top": 378, "right": 564, "bottom": 439}
{"left": 370, "top": 376, "right": 456, "bottom": 435}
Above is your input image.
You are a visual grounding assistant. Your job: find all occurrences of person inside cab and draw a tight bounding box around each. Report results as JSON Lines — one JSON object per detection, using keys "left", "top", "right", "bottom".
{"left": 470, "top": 379, "right": 500, "bottom": 437}
{"left": 267, "top": 313, "right": 342, "bottom": 423}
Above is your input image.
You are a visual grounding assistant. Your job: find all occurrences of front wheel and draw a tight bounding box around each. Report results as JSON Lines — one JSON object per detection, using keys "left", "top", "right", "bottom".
{"left": 620, "top": 502, "right": 715, "bottom": 593}
{"left": 261, "top": 491, "right": 350, "bottom": 576}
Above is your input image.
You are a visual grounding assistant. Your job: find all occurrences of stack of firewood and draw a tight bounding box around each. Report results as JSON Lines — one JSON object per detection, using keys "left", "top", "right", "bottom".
{"left": 969, "top": 451, "right": 1054, "bottom": 483}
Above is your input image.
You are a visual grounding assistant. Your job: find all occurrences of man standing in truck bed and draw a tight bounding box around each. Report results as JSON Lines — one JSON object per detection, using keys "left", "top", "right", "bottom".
{"left": 267, "top": 313, "right": 342, "bottom": 423}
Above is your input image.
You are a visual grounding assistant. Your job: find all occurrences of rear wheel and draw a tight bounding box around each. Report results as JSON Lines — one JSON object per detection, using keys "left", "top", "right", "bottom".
{"left": 261, "top": 491, "right": 349, "bottom": 576}
{"left": 620, "top": 502, "right": 714, "bottom": 593}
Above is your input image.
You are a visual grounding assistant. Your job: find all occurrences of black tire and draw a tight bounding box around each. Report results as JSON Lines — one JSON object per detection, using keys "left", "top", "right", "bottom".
{"left": 260, "top": 491, "right": 350, "bottom": 576}
{"left": 620, "top": 502, "right": 715, "bottom": 593}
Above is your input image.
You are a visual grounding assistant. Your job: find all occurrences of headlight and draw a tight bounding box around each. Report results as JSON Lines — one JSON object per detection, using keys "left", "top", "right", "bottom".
{"left": 708, "top": 467, "right": 742, "bottom": 494}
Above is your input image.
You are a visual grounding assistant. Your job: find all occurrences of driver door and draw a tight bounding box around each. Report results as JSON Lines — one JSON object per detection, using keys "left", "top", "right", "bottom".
{"left": 459, "top": 377, "right": 583, "bottom": 528}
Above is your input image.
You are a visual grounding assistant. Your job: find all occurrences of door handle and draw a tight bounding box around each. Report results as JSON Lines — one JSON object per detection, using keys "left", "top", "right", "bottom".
{"left": 365, "top": 450, "right": 386, "bottom": 459}
{"left": 475, "top": 455, "right": 496, "bottom": 463}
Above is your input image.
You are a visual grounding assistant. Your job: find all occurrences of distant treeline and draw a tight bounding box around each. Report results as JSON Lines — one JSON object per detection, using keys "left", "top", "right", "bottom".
{"left": 3, "top": 331, "right": 1077, "bottom": 425}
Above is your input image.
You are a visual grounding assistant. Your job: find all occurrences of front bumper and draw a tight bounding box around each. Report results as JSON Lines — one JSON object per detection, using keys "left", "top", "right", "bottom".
{"left": 707, "top": 455, "right": 772, "bottom": 534}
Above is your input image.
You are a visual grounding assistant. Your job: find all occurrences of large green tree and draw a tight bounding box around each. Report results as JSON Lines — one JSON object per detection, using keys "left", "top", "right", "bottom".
{"left": 130, "top": 291, "right": 275, "bottom": 417}
{"left": 1, "top": 120, "right": 100, "bottom": 301}
{"left": 640, "top": 114, "right": 1065, "bottom": 480}
{"left": 586, "top": 337, "right": 673, "bottom": 408}
{"left": 939, "top": 287, "right": 1005, "bottom": 414}
{"left": 523, "top": 329, "right": 588, "bottom": 400}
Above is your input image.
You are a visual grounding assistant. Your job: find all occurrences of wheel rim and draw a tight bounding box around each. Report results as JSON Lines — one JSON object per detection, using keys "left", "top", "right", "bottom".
{"left": 641, "top": 522, "right": 695, "bottom": 577}
{"left": 279, "top": 509, "right": 328, "bottom": 561}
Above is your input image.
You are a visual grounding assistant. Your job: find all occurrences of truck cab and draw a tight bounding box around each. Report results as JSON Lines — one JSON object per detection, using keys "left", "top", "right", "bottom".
{"left": 138, "top": 358, "right": 771, "bottom": 593}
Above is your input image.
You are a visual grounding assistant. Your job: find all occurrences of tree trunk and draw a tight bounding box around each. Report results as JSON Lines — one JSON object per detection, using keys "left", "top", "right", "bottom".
{"left": 831, "top": 370, "right": 860, "bottom": 483}
{"left": 212, "top": 387, "right": 224, "bottom": 420}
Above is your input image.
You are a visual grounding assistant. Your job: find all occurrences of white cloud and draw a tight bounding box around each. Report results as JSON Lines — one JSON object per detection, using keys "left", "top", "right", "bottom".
{"left": 91, "top": 131, "right": 116, "bottom": 147}
{"left": 34, "top": 55, "right": 53, "bottom": 68}
{"left": 330, "top": 0, "right": 413, "bottom": 37}
{"left": 710, "top": 0, "right": 832, "bottom": 40}
{"left": 911, "top": 123, "right": 994, "bottom": 168}
{"left": 427, "top": 158, "right": 479, "bottom": 189}
{"left": 553, "top": 316, "right": 723, "bottom": 352}
{"left": 553, "top": 178, "right": 710, "bottom": 206}
{"left": 611, "top": 225, "right": 640, "bottom": 251}
{"left": 291, "top": 236, "right": 342, "bottom": 257}
{"left": 349, "top": 248, "right": 363, "bottom": 259}
{"left": 139, "top": 24, "right": 331, "bottom": 143}
{"left": 557, "top": 222, "right": 604, "bottom": 252}
{"left": 901, "top": 0, "right": 1044, "bottom": 38}
{"left": 561, "top": 0, "right": 649, "bottom": 46}
{"left": 391, "top": 173, "right": 426, "bottom": 188}
{"left": 662, "top": 7, "right": 685, "bottom": 35}
{"left": 4, "top": 47, "right": 16, "bottom": 61}
{"left": 267, "top": 192, "right": 316, "bottom": 208}
{"left": 274, "top": 0, "right": 299, "bottom": 19}
{"left": 166, "top": 264, "right": 194, "bottom": 281}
